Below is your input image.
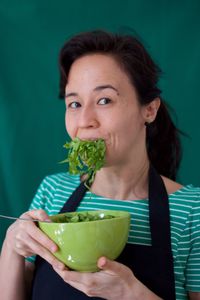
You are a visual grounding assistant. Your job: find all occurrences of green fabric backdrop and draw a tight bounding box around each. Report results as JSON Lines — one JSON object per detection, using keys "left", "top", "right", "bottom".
{"left": 0, "top": 0, "right": 200, "bottom": 246}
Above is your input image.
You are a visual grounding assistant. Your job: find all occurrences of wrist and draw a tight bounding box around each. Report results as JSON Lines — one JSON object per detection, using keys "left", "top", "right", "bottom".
{"left": 121, "top": 274, "right": 141, "bottom": 300}
{"left": 131, "top": 278, "right": 162, "bottom": 300}
{"left": 2, "top": 237, "right": 24, "bottom": 264}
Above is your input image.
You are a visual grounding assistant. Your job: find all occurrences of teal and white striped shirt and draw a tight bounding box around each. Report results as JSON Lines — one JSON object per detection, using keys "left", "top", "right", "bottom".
{"left": 28, "top": 172, "right": 200, "bottom": 299}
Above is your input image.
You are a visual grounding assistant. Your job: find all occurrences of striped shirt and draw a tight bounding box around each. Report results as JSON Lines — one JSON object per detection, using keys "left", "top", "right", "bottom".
{"left": 28, "top": 172, "right": 200, "bottom": 299}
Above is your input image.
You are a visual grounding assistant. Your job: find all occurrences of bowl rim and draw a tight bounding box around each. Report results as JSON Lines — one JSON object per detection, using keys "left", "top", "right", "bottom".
{"left": 39, "top": 210, "right": 130, "bottom": 225}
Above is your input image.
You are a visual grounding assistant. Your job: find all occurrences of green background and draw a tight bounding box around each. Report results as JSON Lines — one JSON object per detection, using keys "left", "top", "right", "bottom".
{"left": 0, "top": 0, "right": 200, "bottom": 247}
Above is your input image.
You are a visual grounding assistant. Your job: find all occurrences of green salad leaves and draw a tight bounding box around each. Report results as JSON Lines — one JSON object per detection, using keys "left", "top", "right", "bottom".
{"left": 54, "top": 212, "right": 115, "bottom": 223}
{"left": 61, "top": 137, "right": 106, "bottom": 186}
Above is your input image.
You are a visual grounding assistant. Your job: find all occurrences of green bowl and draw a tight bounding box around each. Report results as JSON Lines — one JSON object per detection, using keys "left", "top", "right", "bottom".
{"left": 38, "top": 210, "right": 130, "bottom": 272}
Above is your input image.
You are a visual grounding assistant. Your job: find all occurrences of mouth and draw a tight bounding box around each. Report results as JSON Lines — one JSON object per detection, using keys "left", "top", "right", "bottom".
{"left": 75, "top": 135, "right": 110, "bottom": 146}
{"left": 77, "top": 137, "right": 104, "bottom": 142}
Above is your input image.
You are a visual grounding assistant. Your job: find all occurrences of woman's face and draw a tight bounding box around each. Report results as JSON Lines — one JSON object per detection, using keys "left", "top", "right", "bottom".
{"left": 65, "top": 54, "right": 151, "bottom": 167}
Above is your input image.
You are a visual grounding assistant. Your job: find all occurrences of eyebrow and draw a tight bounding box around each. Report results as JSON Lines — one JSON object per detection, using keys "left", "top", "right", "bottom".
{"left": 65, "top": 84, "right": 119, "bottom": 98}
{"left": 93, "top": 85, "right": 119, "bottom": 94}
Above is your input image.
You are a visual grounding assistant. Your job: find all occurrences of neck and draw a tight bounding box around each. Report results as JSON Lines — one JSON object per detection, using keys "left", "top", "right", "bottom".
{"left": 91, "top": 156, "right": 150, "bottom": 200}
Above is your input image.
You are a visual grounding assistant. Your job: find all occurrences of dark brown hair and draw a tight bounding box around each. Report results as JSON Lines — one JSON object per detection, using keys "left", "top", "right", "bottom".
{"left": 59, "top": 30, "right": 182, "bottom": 180}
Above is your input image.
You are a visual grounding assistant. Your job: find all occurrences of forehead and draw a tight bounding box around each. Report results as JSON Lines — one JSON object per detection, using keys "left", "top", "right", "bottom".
{"left": 66, "top": 53, "right": 131, "bottom": 88}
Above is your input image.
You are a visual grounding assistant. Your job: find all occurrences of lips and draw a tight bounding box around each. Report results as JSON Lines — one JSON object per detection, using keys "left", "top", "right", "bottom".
{"left": 77, "top": 137, "right": 103, "bottom": 141}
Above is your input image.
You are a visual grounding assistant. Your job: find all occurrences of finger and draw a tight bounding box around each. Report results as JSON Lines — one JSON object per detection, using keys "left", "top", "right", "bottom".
{"left": 29, "top": 226, "right": 58, "bottom": 253}
{"left": 18, "top": 234, "right": 65, "bottom": 270}
{"left": 52, "top": 268, "right": 101, "bottom": 297}
{"left": 53, "top": 267, "right": 88, "bottom": 283}
{"left": 16, "top": 221, "right": 58, "bottom": 253}
{"left": 22, "top": 209, "right": 51, "bottom": 222}
{"left": 97, "top": 257, "right": 135, "bottom": 286}
{"left": 15, "top": 231, "right": 46, "bottom": 257}
{"left": 35, "top": 246, "right": 64, "bottom": 270}
{"left": 52, "top": 268, "right": 93, "bottom": 297}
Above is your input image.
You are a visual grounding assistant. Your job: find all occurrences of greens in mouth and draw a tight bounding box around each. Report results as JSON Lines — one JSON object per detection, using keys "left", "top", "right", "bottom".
{"left": 61, "top": 137, "right": 106, "bottom": 186}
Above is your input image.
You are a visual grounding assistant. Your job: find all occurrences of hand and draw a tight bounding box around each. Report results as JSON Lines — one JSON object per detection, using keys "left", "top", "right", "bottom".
{"left": 53, "top": 256, "right": 137, "bottom": 299}
{"left": 5, "top": 209, "right": 64, "bottom": 269}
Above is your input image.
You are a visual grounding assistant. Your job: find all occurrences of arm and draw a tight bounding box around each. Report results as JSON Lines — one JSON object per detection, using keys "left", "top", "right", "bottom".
{"left": 0, "top": 209, "right": 65, "bottom": 300}
{"left": 0, "top": 242, "right": 34, "bottom": 300}
{"left": 187, "top": 196, "right": 200, "bottom": 300}
{"left": 0, "top": 239, "right": 27, "bottom": 300}
{"left": 189, "top": 292, "right": 200, "bottom": 300}
{"left": 0, "top": 247, "right": 35, "bottom": 300}
{"left": 25, "top": 261, "right": 35, "bottom": 298}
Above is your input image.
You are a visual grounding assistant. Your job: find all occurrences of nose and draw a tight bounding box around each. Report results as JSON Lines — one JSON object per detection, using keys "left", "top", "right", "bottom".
{"left": 78, "top": 105, "right": 99, "bottom": 129}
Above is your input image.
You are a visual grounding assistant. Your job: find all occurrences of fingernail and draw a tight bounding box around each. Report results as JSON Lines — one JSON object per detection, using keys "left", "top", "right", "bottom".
{"left": 99, "top": 256, "right": 106, "bottom": 267}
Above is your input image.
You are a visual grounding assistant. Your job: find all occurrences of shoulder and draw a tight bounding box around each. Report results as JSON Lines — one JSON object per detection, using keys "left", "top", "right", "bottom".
{"left": 162, "top": 175, "right": 200, "bottom": 196}
{"left": 41, "top": 172, "right": 81, "bottom": 190}
{"left": 29, "top": 172, "right": 81, "bottom": 211}
{"left": 161, "top": 176, "right": 183, "bottom": 195}
{"left": 162, "top": 175, "right": 200, "bottom": 201}
{"left": 32, "top": 172, "right": 81, "bottom": 201}
{"left": 162, "top": 176, "right": 200, "bottom": 220}
{"left": 162, "top": 175, "right": 200, "bottom": 209}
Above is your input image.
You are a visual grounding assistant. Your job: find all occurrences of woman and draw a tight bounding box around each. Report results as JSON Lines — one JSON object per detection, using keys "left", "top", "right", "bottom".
{"left": 0, "top": 30, "right": 200, "bottom": 300}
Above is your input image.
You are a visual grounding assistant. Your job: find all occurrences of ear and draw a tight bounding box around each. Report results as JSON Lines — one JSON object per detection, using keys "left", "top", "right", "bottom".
{"left": 142, "top": 98, "right": 160, "bottom": 123}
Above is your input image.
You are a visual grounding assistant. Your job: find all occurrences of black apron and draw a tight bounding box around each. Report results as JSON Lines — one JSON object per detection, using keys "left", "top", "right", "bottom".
{"left": 31, "top": 165, "right": 176, "bottom": 300}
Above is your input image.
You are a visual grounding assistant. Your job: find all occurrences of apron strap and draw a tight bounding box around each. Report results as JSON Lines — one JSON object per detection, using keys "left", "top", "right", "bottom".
{"left": 148, "top": 165, "right": 172, "bottom": 250}
{"left": 60, "top": 181, "right": 87, "bottom": 213}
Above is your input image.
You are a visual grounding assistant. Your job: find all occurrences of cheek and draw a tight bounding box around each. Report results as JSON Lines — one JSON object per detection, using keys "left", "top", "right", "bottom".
{"left": 65, "top": 113, "right": 75, "bottom": 139}
{"left": 110, "top": 111, "right": 144, "bottom": 145}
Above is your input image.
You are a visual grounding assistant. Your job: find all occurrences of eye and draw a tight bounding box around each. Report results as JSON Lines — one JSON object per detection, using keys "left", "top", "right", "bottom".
{"left": 68, "top": 101, "right": 81, "bottom": 109}
{"left": 97, "top": 98, "right": 111, "bottom": 105}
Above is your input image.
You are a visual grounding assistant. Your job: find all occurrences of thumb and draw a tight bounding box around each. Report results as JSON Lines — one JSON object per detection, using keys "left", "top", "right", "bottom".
{"left": 98, "top": 256, "right": 136, "bottom": 286}
{"left": 97, "top": 256, "right": 122, "bottom": 274}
